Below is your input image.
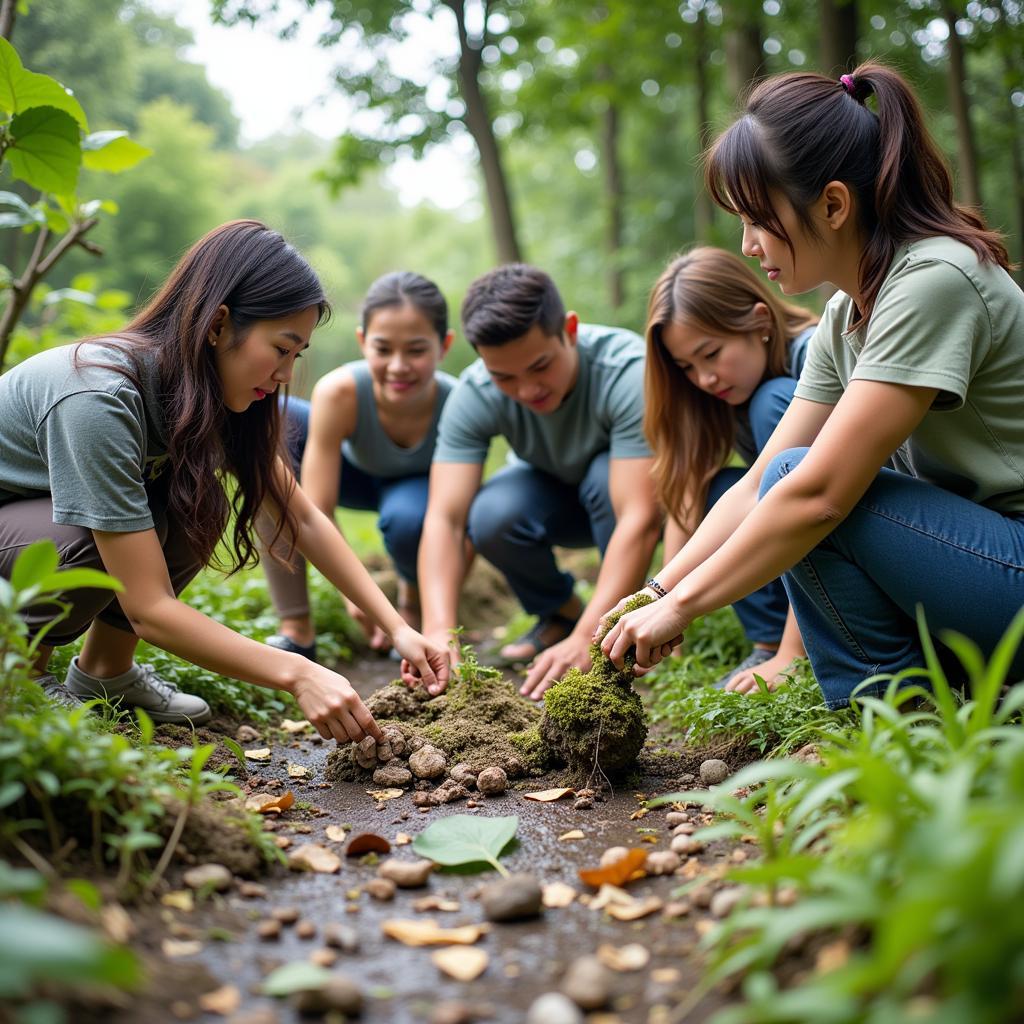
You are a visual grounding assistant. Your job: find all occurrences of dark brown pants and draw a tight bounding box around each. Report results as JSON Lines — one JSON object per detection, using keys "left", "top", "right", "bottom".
{"left": 0, "top": 496, "right": 202, "bottom": 646}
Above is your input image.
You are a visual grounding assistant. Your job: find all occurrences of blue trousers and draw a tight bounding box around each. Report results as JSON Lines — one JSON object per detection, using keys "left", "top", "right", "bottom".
{"left": 705, "top": 376, "right": 797, "bottom": 645}
{"left": 760, "top": 447, "right": 1024, "bottom": 708}
{"left": 467, "top": 453, "right": 615, "bottom": 618}
{"left": 282, "top": 396, "right": 427, "bottom": 584}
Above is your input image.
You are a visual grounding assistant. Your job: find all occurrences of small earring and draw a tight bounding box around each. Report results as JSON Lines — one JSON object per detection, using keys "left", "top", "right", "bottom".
{"left": 762, "top": 335, "right": 769, "bottom": 343}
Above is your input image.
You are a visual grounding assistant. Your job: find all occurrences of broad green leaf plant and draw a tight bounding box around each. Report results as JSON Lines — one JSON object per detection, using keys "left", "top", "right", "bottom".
{"left": 0, "top": 35, "right": 150, "bottom": 368}
{"left": 413, "top": 814, "right": 519, "bottom": 875}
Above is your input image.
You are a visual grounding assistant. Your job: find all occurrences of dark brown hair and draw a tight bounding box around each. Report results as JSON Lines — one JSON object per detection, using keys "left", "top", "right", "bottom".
{"left": 645, "top": 247, "right": 818, "bottom": 522}
{"left": 705, "top": 61, "right": 1009, "bottom": 329}
{"left": 361, "top": 271, "right": 448, "bottom": 340}
{"left": 81, "top": 220, "right": 329, "bottom": 571}
{"left": 461, "top": 264, "right": 565, "bottom": 348}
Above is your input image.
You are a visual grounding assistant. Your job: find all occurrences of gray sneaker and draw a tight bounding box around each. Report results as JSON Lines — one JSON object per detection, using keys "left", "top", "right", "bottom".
{"left": 713, "top": 648, "right": 776, "bottom": 690}
{"left": 37, "top": 673, "right": 88, "bottom": 711}
{"left": 65, "top": 657, "right": 212, "bottom": 725}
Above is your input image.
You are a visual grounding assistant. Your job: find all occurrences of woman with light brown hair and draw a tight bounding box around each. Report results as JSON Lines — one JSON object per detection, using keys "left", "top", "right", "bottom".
{"left": 644, "top": 246, "right": 817, "bottom": 690}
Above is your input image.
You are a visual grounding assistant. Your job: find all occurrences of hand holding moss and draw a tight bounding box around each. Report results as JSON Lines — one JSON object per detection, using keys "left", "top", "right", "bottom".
{"left": 600, "top": 593, "right": 687, "bottom": 673}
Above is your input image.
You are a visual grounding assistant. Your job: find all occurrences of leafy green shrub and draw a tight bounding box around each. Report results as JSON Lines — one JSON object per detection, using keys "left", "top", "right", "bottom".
{"left": 656, "top": 610, "right": 1024, "bottom": 1024}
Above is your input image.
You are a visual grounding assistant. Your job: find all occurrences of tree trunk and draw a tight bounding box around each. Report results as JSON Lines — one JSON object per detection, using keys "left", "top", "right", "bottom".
{"left": 819, "top": 0, "right": 858, "bottom": 74}
{"left": 445, "top": 0, "right": 521, "bottom": 264}
{"left": 693, "top": 6, "right": 714, "bottom": 241}
{"left": 600, "top": 99, "right": 624, "bottom": 310}
{"left": 941, "top": 2, "right": 982, "bottom": 209}
{"left": 1005, "top": 52, "right": 1024, "bottom": 283}
{"left": 723, "top": 2, "right": 763, "bottom": 102}
{"left": 0, "top": 0, "right": 16, "bottom": 40}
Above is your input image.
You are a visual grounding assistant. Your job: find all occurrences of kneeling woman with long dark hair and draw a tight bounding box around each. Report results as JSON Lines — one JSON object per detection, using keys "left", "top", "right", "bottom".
{"left": 0, "top": 220, "right": 449, "bottom": 742}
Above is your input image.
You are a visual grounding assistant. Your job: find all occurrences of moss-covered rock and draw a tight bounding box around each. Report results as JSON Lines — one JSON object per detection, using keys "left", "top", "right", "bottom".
{"left": 538, "top": 593, "right": 653, "bottom": 781}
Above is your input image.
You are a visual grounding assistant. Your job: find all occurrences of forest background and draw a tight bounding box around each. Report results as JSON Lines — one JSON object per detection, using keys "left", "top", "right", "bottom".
{"left": 3, "top": 0, "right": 1023, "bottom": 384}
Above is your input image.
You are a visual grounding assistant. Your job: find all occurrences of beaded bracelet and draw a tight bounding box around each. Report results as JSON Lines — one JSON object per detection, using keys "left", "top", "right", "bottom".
{"left": 645, "top": 578, "right": 668, "bottom": 599}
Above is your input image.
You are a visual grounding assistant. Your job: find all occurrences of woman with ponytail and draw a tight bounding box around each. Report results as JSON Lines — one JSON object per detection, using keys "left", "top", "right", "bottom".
{"left": 600, "top": 63, "right": 1024, "bottom": 709}
{"left": 645, "top": 248, "right": 818, "bottom": 690}
{"left": 0, "top": 221, "right": 450, "bottom": 739}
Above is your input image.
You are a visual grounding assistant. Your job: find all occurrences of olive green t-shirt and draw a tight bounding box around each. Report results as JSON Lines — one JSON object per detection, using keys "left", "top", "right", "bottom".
{"left": 794, "top": 236, "right": 1024, "bottom": 514}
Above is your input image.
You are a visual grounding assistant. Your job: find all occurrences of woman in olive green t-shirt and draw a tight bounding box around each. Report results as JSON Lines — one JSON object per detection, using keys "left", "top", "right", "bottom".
{"left": 597, "top": 61, "right": 1024, "bottom": 709}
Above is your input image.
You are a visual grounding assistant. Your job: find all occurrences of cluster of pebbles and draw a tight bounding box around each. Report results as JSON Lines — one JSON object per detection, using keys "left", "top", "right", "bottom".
{"left": 350, "top": 725, "right": 510, "bottom": 808}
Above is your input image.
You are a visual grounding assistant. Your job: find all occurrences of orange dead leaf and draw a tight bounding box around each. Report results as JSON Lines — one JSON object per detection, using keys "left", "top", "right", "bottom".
{"left": 245, "top": 791, "right": 295, "bottom": 815}
{"left": 432, "top": 946, "right": 489, "bottom": 981}
{"left": 523, "top": 788, "right": 575, "bottom": 802}
{"left": 382, "top": 918, "right": 489, "bottom": 947}
{"left": 578, "top": 848, "right": 648, "bottom": 888}
{"left": 346, "top": 832, "right": 391, "bottom": 857}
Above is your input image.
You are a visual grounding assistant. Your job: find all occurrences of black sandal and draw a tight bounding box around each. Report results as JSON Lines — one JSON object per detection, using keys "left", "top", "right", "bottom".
{"left": 499, "top": 611, "right": 581, "bottom": 666}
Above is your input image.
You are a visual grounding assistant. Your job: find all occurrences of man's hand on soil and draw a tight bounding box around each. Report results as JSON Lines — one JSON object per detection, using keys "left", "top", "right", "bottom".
{"left": 520, "top": 633, "right": 592, "bottom": 702}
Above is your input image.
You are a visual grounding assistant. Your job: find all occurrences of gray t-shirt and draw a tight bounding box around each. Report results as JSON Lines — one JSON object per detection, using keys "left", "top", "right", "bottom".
{"left": 433, "top": 323, "right": 650, "bottom": 484}
{"left": 341, "top": 360, "right": 457, "bottom": 479}
{"left": 0, "top": 342, "right": 168, "bottom": 531}
{"left": 795, "top": 236, "right": 1024, "bottom": 514}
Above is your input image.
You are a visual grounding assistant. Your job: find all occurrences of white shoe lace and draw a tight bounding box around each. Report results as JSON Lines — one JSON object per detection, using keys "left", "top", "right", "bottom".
{"left": 135, "top": 664, "right": 180, "bottom": 707}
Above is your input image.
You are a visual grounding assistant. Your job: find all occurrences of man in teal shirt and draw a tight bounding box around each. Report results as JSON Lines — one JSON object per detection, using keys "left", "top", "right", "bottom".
{"left": 412, "top": 264, "right": 662, "bottom": 699}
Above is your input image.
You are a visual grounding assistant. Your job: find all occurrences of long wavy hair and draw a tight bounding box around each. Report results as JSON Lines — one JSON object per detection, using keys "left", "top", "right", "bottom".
{"left": 645, "top": 247, "right": 817, "bottom": 523}
{"left": 704, "top": 61, "right": 1009, "bottom": 331}
{"left": 79, "top": 220, "right": 330, "bottom": 571}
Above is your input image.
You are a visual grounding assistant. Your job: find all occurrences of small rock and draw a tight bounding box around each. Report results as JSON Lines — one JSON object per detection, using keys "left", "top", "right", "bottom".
{"left": 672, "top": 822, "right": 696, "bottom": 836}
{"left": 466, "top": 799, "right": 478, "bottom": 808}
{"left": 378, "top": 858, "right": 434, "bottom": 889}
{"left": 364, "top": 877, "right": 398, "bottom": 901}
{"left": 662, "top": 900, "right": 691, "bottom": 919}
{"left": 600, "top": 846, "right": 630, "bottom": 867}
{"left": 450, "top": 763, "right": 478, "bottom": 788}
{"left": 710, "top": 887, "right": 745, "bottom": 919}
{"left": 525, "top": 993, "right": 583, "bottom": 1024}
{"left": 182, "top": 863, "right": 233, "bottom": 892}
{"left": 689, "top": 885, "right": 714, "bottom": 908}
{"left": 670, "top": 834, "right": 704, "bottom": 855}
{"left": 699, "top": 759, "right": 730, "bottom": 786}
{"left": 381, "top": 725, "right": 407, "bottom": 757}
{"left": 431, "top": 778, "right": 470, "bottom": 804}
{"left": 270, "top": 906, "right": 301, "bottom": 925}
{"left": 413, "top": 791, "right": 434, "bottom": 808}
{"left": 409, "top": 744, "right": 447, "bottom": 780}
{"left": 480, "top": 874, "right": 543, "bottom": 922}
{"left": 561, "top": 955, "right": 613, "bottom": 1010}
{"left": 645, "top": 850, "right": 682, "bottom": 876}
{"left": 677, "top": 772, "right": 696, "bottom": 785}
{"left": 290, "top": 974, "right": 363, "bottom": 1016}
{"left": 375, "top": 739, "right": 394, "bottom": 763}
{"left": 665, "top": 812, "right": 688, "bottom": 827}
{"left": 323, "top": 923, "right": 360, "bottom": 952}
{"left": 256, "top": 919, "right": 281, "bottom": 941}
{"left": 373, "top": 762, "right": 413, "bottom": 788}
{"left": 309, "top": 948, "right": 338, "bottom": 967}
{"left": 295, "top": 919, "right": 316, "bottom": 939}
{"left": 357, "top": 735, "right": 377, "bottom": 759}
{"left": 476, "top": 766, "right": 507, "bottom": 796}
{"left": 407, "top": 735, "right": 426, "bottom": 752}
{"left": 237, "top": 881, "right": 267, "bottom": 899}
{"left": 235, "top": 725, "right": 260, "bottom": 744}
{"left": 572, "top": 797, "right": 593, "bottom": 811}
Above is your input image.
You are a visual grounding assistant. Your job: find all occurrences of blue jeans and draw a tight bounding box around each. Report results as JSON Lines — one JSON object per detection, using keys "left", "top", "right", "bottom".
{"left": 705, "top": 376, "right": 797, "bottom": 645}
{"left": 760, "top": 447, "right": 1024, "bottom": 708}
{"left": 282, "top": 396, "right": 427, "bottom": 583}
{"left": 467, "top": 453, "right": 615, "bottom": 618}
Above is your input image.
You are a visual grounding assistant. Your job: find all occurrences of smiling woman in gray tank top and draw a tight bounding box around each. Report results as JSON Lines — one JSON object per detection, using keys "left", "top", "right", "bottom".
{"left": 263, "top": 271, "right": 456, "bottom": 659}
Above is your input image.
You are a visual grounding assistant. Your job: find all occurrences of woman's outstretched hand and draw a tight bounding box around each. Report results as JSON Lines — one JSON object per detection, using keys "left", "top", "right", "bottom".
{"left": 291, "top": 665, "right": 384, "bottom": 744}
{"left": 393, "top": 625, "right": 452, "bottom": 696}
{"left": 597, "top": 592, "right": 689, "bottom": 674}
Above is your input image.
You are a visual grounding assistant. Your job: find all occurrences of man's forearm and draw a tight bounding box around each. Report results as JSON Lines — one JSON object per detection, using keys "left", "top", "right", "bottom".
{"left": 417, "top": 514, "right": 466, "bottom": 636}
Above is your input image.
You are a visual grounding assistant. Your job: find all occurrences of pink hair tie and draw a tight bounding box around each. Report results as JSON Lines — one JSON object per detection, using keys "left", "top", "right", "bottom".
{"left": 840, "top": 74, "right": 857, "bottom": 96}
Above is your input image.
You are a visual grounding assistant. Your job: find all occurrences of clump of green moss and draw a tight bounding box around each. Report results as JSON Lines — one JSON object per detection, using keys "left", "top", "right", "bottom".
{"left": 539, "top": 593, "right": 653, "bottom": 781}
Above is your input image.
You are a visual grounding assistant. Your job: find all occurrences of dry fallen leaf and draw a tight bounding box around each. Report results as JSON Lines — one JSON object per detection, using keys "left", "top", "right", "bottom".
{"left": 606, "top": 896, "right": 664, "bottom": 921}
{"left": 161, "top": 939, "right": 203, "bottom": 958}
{"left": 432, "top": 946, "right": 489, "bottom": 981}
{"left": 597, "top": 942, "right": 651, "bottom": 972}
{"left": 287, "top": 762, "right": 310, "bottom": 779}
{"left": 651, "top": 967, "right": 682, "bottom": 985}
{"left": 274, "top": 835, "right": 293, "bottom": 850}
{"left": 160, "top": 890, "right": 194, "bottom": 912}
{"left": 99, "top": 904, "right": 135, "bottom": 943}
{"left": 395, "top": 832, "right": 413, "bottom": 846}
{"left": 382, "top": 919, "right": 490, "bottom": 947}
{"left": 523, "top": 788, "right": 575, "bottom": 802}
{"left": 412, "top": 895, "right": 461, "bottom": 913}
{"left": 281, "top": 718, "right": 312, "bottom": 734}
{"left": 588, "top": 885, "right": 635, "bottom": 911}
{"left": 245, "top": 791, "right": 295, "bottom": 814}
{"left": 558, "top": 829, "right": 585, "bottom": 842}
{"left": 287, "top": 844, "right": 341, "bottom": 874}
{"left": 366, "top": 788, "right": 404, "bottom": 801}
{"left": 198, "top": 985, "right": 242, "bottom": 1016}
{"left": 346, "top": 832, "right": 392, "bottom": 857}
{"left": 243, "top": 747, "right": 271, "bottom": 761}
{"left": 630, "top": 807, "right": 650, "bottom": 821}
{"left": 579, "top": 848, "right": 648, "bottom": 888}
{"left": 325, "top": 825, "right": 347, "bottom": 843}
{"left": 541, "top": 882, "right": 578, "bottom": 908}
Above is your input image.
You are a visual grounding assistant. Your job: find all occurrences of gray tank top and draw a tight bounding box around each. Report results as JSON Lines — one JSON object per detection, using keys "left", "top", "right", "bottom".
{"left": 340, "top": 360, "right": 457, "bottom": 479}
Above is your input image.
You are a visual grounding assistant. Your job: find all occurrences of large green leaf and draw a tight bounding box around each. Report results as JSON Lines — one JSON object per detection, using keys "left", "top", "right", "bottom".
{"left": 9, "top": 540, "right": 59, "bottom": 592}
{"left": 7, "top": 106, "right": 81, "bottom": 195}
{"left": 412, "top": 814, "right": 518, "bottom": 874}
{"left": 81, "top": 131, "right": 151, "bottom": 174}
{"left": 0, "top": 38, "right": 87, "bottom": 128}
{"left": 262, "top": 961, "right": 333, "bottom": 997}
{"left": 0, "top": 189, "right": 44, "bottom": 228}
